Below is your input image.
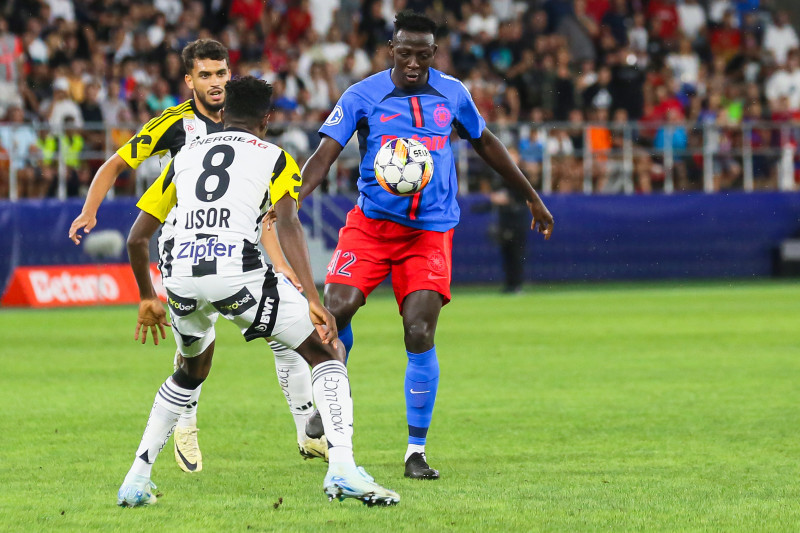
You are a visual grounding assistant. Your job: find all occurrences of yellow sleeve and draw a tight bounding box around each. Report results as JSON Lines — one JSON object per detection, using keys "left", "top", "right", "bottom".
{"left": 135, "top": 159, "right": 177, "bottom": 223}
{"left": 269, "top": 149, "right": 302, "bottom": 208}
{"left": 116, "top": 101, "right": 191, "bottom": 169}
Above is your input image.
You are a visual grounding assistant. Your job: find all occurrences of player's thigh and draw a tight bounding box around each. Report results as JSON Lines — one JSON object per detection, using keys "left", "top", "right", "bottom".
{"left": 325, "top": 208, "right": 392, "bottom": 298}
{"left": 391, "top": 228, "right": 454, "bottom": 313}
{"left": 211, "top": 269, "right": 315, "bottom": 350}
{"left": 164, "top": 279, "right": 219, "bottom": 357}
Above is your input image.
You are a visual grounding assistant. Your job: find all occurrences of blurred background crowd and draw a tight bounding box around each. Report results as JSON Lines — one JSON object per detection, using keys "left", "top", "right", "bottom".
{"left": 1, "top": 0, "right": 800, "bottom": 199}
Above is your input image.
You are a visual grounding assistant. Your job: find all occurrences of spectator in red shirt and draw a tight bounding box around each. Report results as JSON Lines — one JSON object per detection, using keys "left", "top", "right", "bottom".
{"left": 647, "top": 0, "right": 680, "bottom": 42}
{"left": 263, "top": 32, "right": 290, "bottom": 73}
{"left": 230, "top": 0, "right": 264, "bottom": 31}
{"left": 652, "top": 84, "right": 685, "bottom": 120}
{"left": 0, "top": 15, "right": 24, "bottom": 114}
{"left": 585, "top": 0, "right": 611, "bottom": 24}
{"left": 285, "top": 0, "right": 313, "bottom": 44}
{"left": 710, "top": 11, "right": 742, "bottom": 63}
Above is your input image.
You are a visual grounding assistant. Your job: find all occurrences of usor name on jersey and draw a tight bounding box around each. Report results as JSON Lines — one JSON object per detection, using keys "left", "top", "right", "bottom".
{"left": 176, "top": 236, "right": 236, "bottom": 265}
{"left": 184, "top": 207, "right": 231, "bottom": 229}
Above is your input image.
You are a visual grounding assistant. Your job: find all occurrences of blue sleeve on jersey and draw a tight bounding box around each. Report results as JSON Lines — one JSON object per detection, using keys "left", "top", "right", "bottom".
{"left": 454, "top": 83, "right": 486, "bottom": 140}
{"left": 319, "top": 87, "right": 366, "bottom": 148}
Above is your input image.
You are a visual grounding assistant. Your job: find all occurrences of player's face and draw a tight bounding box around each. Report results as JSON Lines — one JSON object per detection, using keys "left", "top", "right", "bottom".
{"left": 389, "top": 30, "right": 437, "bottom": 89}
{"left": 185, "top": 59, "right": 230, "bottom": 113}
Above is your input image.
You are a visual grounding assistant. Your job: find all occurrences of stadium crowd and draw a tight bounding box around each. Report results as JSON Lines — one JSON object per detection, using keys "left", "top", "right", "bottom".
{"left": 0, "top": 0, "right": 799, "bottom": 198}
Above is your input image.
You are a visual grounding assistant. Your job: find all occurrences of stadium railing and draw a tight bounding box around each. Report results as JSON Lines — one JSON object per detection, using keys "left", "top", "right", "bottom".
{"left": 0, "top": 120, "right": 798, "bottom": 202}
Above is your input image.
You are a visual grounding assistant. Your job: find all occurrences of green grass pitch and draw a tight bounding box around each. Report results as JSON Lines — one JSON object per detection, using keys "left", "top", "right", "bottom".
{"left": 1, "top": 281, "right": 798, "bottom": 531}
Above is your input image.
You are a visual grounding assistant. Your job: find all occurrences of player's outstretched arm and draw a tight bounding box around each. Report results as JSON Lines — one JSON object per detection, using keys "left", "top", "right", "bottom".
{"left": 469, "top": 128, "right": 554, "bottom": 240}
{"left": 273, "top": 194, "right": 338, "bottom": 345}
{"left": 127, "top": 211, "right": 170, "bottom": 345}
{"left": 69, "top": 154, "right": 132, "bottom": 244}
{"left": 298, "top": 136, "right": 344, "bottom": 201}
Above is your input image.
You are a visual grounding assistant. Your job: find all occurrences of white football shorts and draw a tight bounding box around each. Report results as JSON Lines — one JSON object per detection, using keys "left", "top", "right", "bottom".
{"left": 163, "top": 270, "right": 314, "bottom": 357}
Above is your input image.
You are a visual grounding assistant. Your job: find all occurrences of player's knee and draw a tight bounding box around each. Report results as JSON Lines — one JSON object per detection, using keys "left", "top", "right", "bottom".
{"left": 173, "top": 345, "right": 213, "bottom": 384}
{"left": 323, "top": 286, "right": 362, "bottom": 327}
{"left": 295, "top": 334, "right": 343, "bottom": 367}
{"left": 403, "top": 322, "right": 435, "bottom": 353}
{"left": 171, "top": 367, "right": 206, "bottom": 389}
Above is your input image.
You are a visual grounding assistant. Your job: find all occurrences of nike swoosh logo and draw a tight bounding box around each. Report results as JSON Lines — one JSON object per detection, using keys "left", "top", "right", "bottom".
{"left": 409, "top": 389, "right": 430, "bottom": 394}
{"left": 427, "top": 272, "right": 447, "bottom": 280}
{"left": 380, "top": 113, "right": 401, "bottom": 122}
{"left": 175, "top": 445, "right": 198, "bottom": 471}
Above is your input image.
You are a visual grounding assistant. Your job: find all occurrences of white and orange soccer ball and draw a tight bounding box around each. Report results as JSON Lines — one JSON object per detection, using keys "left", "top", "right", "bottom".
{"left": 373, "top": 137, "right": 434, "bottom": 196}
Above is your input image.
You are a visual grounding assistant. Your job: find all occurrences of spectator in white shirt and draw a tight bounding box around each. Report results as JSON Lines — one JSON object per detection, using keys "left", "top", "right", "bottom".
{"left": 47, "top": 77, "right": 84, "bottom": 132}
{"left": 47, "top": 0, "right": 75, "bottom": 23}
{"left": 709, "top": 0, "right": 733, "bottom": 25}
{"left": 155, "top": 0, "right": 183, "bottom": 25}
{"left": 763, "top": 11, "right": 800, "bottom": 66}
{"left": 305, "top": 61, "right": 337, "bottom": 115}
{"left": 628, "top": 12, "right": 649, "bottom": 53}
{"left": 667, "top": 38, "right": 701, "bottom": 87}
{"left": 466, "top": 1, "right": 500, "bottom": 39}
{"left": 766, "top": 51, "right": 800, "bottom": 110}
{"left": 309, "top": 0, "right": 340, "bottom": 37}
{"left": 677, "top": 0, "right": 707, "bottom": 40}
{"left": 0, "top": 105, "right": 40, "bottom": 197}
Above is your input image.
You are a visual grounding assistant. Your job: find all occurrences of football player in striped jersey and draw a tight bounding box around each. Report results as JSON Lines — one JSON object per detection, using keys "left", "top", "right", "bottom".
{"left": 118, "top": 76, "right": 399, "bottom": 507}
{"left": 70, "top": 39, "right": 322, "bottom": 473}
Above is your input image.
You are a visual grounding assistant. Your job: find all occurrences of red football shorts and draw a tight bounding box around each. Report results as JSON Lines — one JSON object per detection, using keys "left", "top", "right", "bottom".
{"left": 325, "top": 207, "right": 454, "bottom": 313}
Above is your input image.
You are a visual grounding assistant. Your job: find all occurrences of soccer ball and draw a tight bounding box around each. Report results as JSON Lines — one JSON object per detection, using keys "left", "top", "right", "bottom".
{"left": 373, "top": 138, "right": 433, "bottom": 196}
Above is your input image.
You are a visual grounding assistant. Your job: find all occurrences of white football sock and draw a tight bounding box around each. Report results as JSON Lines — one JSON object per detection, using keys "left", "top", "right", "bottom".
{"left": 311, "top": 360, "right": 354, "bottom": 466}
{"left": 173, "top": 351, "right": 199, "bottom": 429}
{"left": 129, "top": 377, "right": 194, "bottom": 478}
{"left": 270, "top": 340, "right": 314, "bottom": 442}
{"left": 405, "top": 444, "right": 426, "bottom": 462}
{"left": 176, "top": 384, "right": 201, "bottom": 429}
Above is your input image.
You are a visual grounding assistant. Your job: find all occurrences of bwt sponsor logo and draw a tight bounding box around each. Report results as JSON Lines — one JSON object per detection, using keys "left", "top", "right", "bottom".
{"left": 29, "top": 271, "right": 120, "bottom": 303}
{"left": 176, "top": 236, "right": 236, "bottom": 265}
{"left": 253, "top": 296, "right": 276, "bottom": 331}
{"left": 380, "top": 134, "right": 448, "bottom": 152}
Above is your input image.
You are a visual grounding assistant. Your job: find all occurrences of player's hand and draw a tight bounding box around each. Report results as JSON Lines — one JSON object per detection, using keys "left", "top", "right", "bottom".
{"left": 134, "top": 297, "right": 171, "bottom": 345}
{"left": 274, "top": 264, "right": 303, "bottom": 292}
{"left": 69, "top": 212, "right": 97, "bottom": 244}
{"left": 526, "top": 198, "right": 554, "bottom": 240}
{"left": 262, "top": 207, "right": 277, "bottom": 230}
{"left": 308, "top": 300, "right": 338, "bottom": 349}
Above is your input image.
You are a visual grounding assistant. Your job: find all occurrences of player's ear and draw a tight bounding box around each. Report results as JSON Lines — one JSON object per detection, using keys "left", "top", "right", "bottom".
{"left": 432, "top": 43, "right": 438, "bottom": 55}
{"left": 388, "top": 40, "right": 394, "bottom": 57}
{"left": 185, "top": 73, "right": 193, "bottom": 90}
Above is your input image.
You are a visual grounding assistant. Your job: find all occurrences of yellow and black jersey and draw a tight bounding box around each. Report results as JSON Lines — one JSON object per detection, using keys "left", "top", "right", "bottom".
{"left": 116, "top": 99, "right": 224, "bottom": 169}
{"left": 136, "top": 128, "right": 302, "bottom": 277}
{"left": 136, "top": 133, "right": 302, "bottom": 223}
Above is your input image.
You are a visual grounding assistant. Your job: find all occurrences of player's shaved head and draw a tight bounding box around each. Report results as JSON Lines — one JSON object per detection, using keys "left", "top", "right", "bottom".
{"left": 223, "top": 76, "right": 273, "bottom": 128}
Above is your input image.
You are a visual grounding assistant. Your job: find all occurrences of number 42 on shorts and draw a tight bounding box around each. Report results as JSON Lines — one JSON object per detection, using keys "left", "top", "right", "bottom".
{"left": 327, "top": 251, "right": 356, "bottom": 277}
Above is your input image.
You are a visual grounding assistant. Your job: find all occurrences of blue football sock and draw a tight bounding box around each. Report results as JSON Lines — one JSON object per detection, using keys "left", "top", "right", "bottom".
{"left": 404, "top": 346, "right": 439, "bottom": 445}
{"left": 339, "top": 323, "right": 354, "bottom": 365}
